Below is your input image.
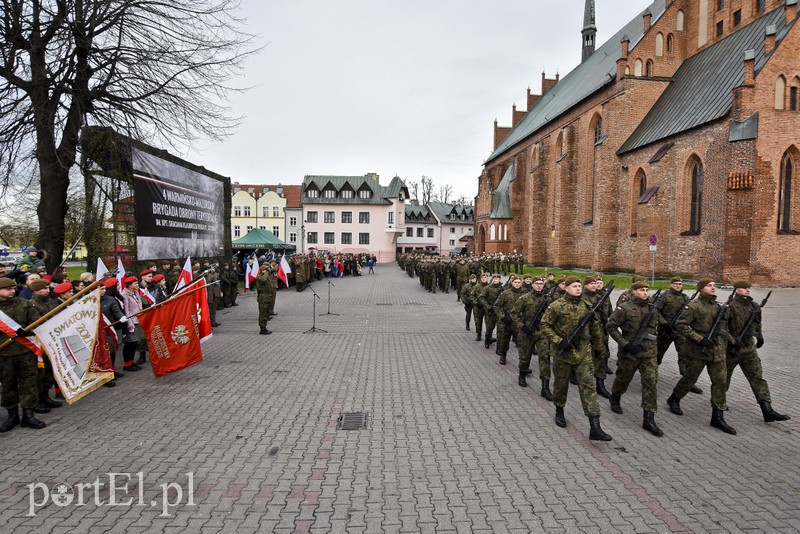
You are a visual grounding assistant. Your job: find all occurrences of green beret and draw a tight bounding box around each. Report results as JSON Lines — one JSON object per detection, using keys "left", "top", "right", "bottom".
{"left": 670, "top": 276, "right": 683, "bottom": 283}
{"left": 732, "top": 280, "right": 751, "bottom": 289}
{"left": 522, "top": 274, "right": 532, "bottom": 279}
{"left": 564, "top": 275, "right": 581, "bottom": 286}
{"left": 584, "top": 276, "right": 596, "bottom": 286}
{"left": 0, "top": 277, "right": 16, "bottom": 289}
{"left": 632, "top": 281, "right": 650, "bottom": 290}
{"left": 29, "top": 279, "right": 49, "bottom": 291}
{"left": 631, "top": 275, "right": 646, "bottom": 283}
{"left": 697, "top": 277, "right": 714, "bottom": 290}
{"left": 557, "top": 275, "right": 567, "bottom": 283}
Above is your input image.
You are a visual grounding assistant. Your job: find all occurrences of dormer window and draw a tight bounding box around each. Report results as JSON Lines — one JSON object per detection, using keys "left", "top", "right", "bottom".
{"left": 306, "top": 187, "right": 319, "bottom": 198}
{"left": 341, "top": 189, "right": 354, "bottom": 199}
{"left": 358, "top": 188, "right": 372, "bottom": 199}
{"left": 323, "top": 189, "right": 336, "bottom": 198}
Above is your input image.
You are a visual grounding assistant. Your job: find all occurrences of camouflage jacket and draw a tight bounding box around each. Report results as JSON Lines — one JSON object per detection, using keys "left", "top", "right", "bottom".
{"left": 675, "top": 293, "right": 731, "bottom": 362}
{"left": 479, "top": 283, "right": 504, "bottom": 315}
{"left": 726, "top": 295, "right": 762, "bottom": 355}
{"left": 0, "top": 297, "right": 41, "bottom": 358}
{"left": 255, "top": 269, "right": 276, "bottom": 301}
{"left": 511, "top": 289, "right": 549, "bottom": 341}
{"left": 493, "top": 286, "right": 523, "bottom": 322}
{"left": 606, "top": 297, "right": 660, "bottom": 359}
{"left": 540, "top": 293, "right": 605, "bottom": 364}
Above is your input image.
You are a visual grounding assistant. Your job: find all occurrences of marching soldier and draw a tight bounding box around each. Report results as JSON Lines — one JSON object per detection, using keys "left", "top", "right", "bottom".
{"left": 594, "top": 275, "right": 614, "bottom": 375}
{"left": 725, "top": 280, "right": 790, "bottom": 423}
{"left": 455, "top": 259, "right": 470, "bottom": 302}
{"left": 540, "top": 276, "right": 612, "bottom": 441}
{"left": 493, "top": 276, "right": 523, "bottom": 365}
{"left": 512, "top": 277, "right": 547, "bottom": 389}
{"left": 656, "top": 276, "right": 702, "bottom": 394}
{"left": 668, "top": 278, "right": 737, "bottom": 435}
{"left": 582, "top": 277, "right": 611, "bottom": 399}
{"left": 479, "top": 274, "right": 503, "bottom": 349}
{"left": 471, "top": 273, "right": 490, "bottom": 341}
{"left": 462, "top": 274, "right": 478, "bottom": 331}
{"left": 255, "top": 262, "right": 276, "bottom": 335}
{"left": 606, "top": 281, "right": 664, "bottom": 437}
{"left": 615, "top": 275, "right": 646, "bottom": 308}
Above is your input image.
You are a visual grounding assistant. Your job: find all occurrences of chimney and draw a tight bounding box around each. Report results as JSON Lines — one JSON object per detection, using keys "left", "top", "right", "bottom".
{"left": 743, "top": 49, "right": 755, "bottom": 86}
{"left": 765, "top": 25, "right": 777, "bottom": 54}
{"left": 621, "top": 34, "right": 630, "bottom": 58}
{"left": 643, "top": 9, "right": 652, "bottom": 32}
{"left": 617, "top": 35, "right": 631, "bottom": 79}
{"left": 787, "top": 0, "right": 798, "bottom": 25}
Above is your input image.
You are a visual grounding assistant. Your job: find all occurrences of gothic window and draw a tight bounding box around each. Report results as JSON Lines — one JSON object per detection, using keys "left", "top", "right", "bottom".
{"left": 775, "top": 76, "right": 786, "bottom": 109}
{"left": 631, "top": 169, "right": 646, "bottom": 236}
{"left": 639, "top": 173, "right": 647, "bottom": 197}
{"left": 655, "top": 33, "right": 664, "bottom": 56}
{"left": 634, "top": 59, "right": 643, "bottom": 77}
{"left": 593, "top": 117, "right": 603, "bottom": 145}
{"left": 490, "top": 224, "right": 496, "bottom": 240}
{"left": 645, "top": 60, "right": 653, "bottom": 77}
{"left": 689, "top": 157, "right": 704, "bottom": 233}
{"left": 667, "top": 34, "right": 674, "bottom": 53}
{"left": 676, "top": 10, "right": 685, "bottom": 31}
{"left": 504, "top": 225, "right": 508, "bottom": 241}
{"left": 756, "top": 0, "right": 766, "bottom": 13}
{"left": 555, "top": 131, "right": 564, "bottom": 159}
{"left": 778, "top": 151, "right": 795, "bottom": 232}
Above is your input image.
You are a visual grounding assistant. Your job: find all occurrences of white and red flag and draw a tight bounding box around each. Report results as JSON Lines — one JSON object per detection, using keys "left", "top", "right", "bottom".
{"left": 245, "top": 255, "right": 258, "bottom": 291}
{"left": 278, "top": 255, "right": 291, "bottom": 289}
{"left": 138, "top": 288, "right": 204, "bottom": 377}
{"left": 96, "top": 258, "right": 109, "bottom": 280}
{"left": 116, "top": 258, "right": 126, "bottom": 292}
{"left": 243, "top": 261, "right": 252, "bottom": 292}
{"left": 173, "top": 256, "right": 193, "bottom": 293}
{"left": 0, "top": 309, "right": 44, "bottom": 361}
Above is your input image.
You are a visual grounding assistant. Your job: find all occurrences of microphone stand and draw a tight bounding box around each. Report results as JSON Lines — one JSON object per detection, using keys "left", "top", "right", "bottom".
{"left": 320, "top": 279, "right": 339, "bottom": 316}
{"left": 303, "top": 285, "right": 327, "bottom": 334}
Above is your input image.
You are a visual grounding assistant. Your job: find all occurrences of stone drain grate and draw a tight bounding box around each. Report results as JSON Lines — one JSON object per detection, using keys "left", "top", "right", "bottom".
{"left": 337, "top": 412, "right": 368, "bottom": 430}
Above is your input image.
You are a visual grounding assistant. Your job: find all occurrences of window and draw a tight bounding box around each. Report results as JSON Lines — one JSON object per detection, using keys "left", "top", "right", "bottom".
{"left": 449, "top": 240, "right": 455, "bottom": 246}
{"left": 733, "top": 9, "right": 741, "bottom": 26}
{"left": 259, "top": 226, "right": 266, "bottom": 230}
{"left": 417, "top": 228, "right": 424, "bottom": 237}
{"left": 273, "top": 226, "right": 280, "bottom": 238}
{"left": 307, "top": 232, "right": 318, "bottom": 244}
{"left": 243, "top": 206, "right": 251, "bottom": 217}
{"left": 716, "top": 21, "right": 724, "bottom": 37}
{"left": 306, "top": 211, "right": 318, "bottom": 223}
{"left": 324, "top": 211, "right": 335, "bottom": 223}
{"left": 341, "top": 232, "right": 352, "bottom": 245}
{"left": 273, "top": 207, "right": 280, "bottom": 217}
{"left": 449, "top": 213, "right": 456, "bottom": 221}
{"left": 689, "top": 158, "right": 704, "bottom": 233}
{"left": 593, "top": 117, "right": 603, "bottom": 145}
{"left": 341, "top": 189, "right": 354, "bottom": 199}
{"left": 306, "top": 188, "right": 319, "bottom": 198}
{"left": 324, "top": 232, "right": 335, "bottom": 245}
{"left": 341, "top": 211, "right": 352, "bottom": 223}
{"left": 639, "top": 173, "right": 647, "bottom": 197}
{"left": 234, "top": 225, "right": 241, "bottom": 237}
{"left": 323, "top": 189, "right": 336, "bottom": 199}
{"left": 756, "top": 0, "right": 766, "bottom": 13}
{"left": 388, "top": 212, "right": 394, "bottom": 225}
{"left": 555, "top": 131, "right": 564, "bottom": 158}
{"left": 778, "top": 152, "right": 795, "bottom": 232}
{"left": 634, "top": 59, "right": 643, "bottom": 77}
{"left": 262, "top": 206, "right": 269, "bottom": 218}
{"left": 676, "top": 9, "right": 685, "bottom": 31}
{"left": 791, "top": 87, "right": 798, "bottom": 111}
{"left": 359, "top": 233, "right": 370, "bottom": 245}
{"left": 358, "top": 188, "right": 372, "bottom": 199}
{"left": 289, "top": 233, "right": 297, "bottom": 243}
{"left": 289, "top": 216, "right": 297, "bottom": 226}
{"left": 667, "top": 34, "right": 674, "bottom": 53}
{"left": 234, "top": 206, "right": 241, "bottom": 217}
{"left": 776, "top": 76, "right": 786, "bottom": 109}
{"left": 246, "top": 225, "right": 253, "bottom": 232}
{"left": 490, "top": 224, "right": 496, "bottom": 240}
{"left": 427, "top": 228, "right": 434, "bottom": 238}
{"left": 717, "top": 0, "right": 724, "bottom": 10}
{"left": 645, "top": 60, "right": 653, "bottom": 77}
{"left": 504, "top": 225, "right": 508, "bottom": 240}
{"left": 359, "top": 212, "right": 370, "bottom": 224}
{"left": 406, "top": 227, "right": 413, "bottom": 237}
{"left": 450, "top": 227, "right": 455, "bottom": 234}
{"left": 655, "top": 33, "right": 664, "bottom": 56}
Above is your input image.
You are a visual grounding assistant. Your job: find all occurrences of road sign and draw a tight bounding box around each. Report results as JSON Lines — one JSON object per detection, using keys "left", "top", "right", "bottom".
{"left": 649, "top": 245, "right": 657, "bottom": 252}
{"left": 649, "top": 234, "right": 657, "bottom": 246}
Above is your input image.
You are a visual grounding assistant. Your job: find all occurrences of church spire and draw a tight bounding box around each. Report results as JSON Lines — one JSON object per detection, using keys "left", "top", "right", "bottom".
{"left": 582, "top": 0, "right": 597, "bottom": 62}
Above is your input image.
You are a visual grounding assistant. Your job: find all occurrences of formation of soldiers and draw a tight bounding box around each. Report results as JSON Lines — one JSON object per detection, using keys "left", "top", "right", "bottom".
{"left": 398, "top": 252, "right": 791, "bottom": 442}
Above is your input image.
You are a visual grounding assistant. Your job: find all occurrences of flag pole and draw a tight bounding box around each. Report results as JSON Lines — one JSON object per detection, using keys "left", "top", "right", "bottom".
{"left": 108, "top": 280, "right": 220, "bottom": 328}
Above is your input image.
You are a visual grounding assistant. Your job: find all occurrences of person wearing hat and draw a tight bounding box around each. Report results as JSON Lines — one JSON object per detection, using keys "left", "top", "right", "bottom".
{"left": 27, "top": 279, "right": 63, "bottom": 412}
{"left": 540, "top": 276, "right": 612, "bottom": 441}
{"left": 512, "top": 277, "right": 551, "bottom": 391}
{"left": 606, "top": 281, "right": 664, "bottom": 437}
{"left": 461, "top": 273, "right": 479, "bottom": 332}
{"left": 455, "top": 259, "right": 470, "bottom": 302}
{"left": 667, "top": 278, "right": 737, "bottom": 434}
{"left": 543, "top": 273, "right": 557, "bottom": 293}
{"left": 479, "top": 274, "right": 504, "bottom": 350}
{"left": 101, "top": 278, "right": 127, "bottom": 386}
{"left": 615, "top": 275, "right": 646, "bottom": 308}
{"left": 582, "top": 277, "right": 612, "bottom": 399}
{"left": 594, "top": 275, "right": 614, "bottom": 375}
{"left": 16, "top": 246, "right": 39, "bottom": 273}
{"left": 120, "top": 276, "right": 144, "bottom": 372}
{"left": 725, "top": 281, "right": 790, "bottom": 423}
{"left": 53, "top": 282, "right": 74, "bottom": 303}
{"left": 150, "top": 273, "right": 167, "bottom": 303}
{"left": 255, "top": 262, "right": 275, "bottom": 335}
{"left": 554, "top": 275, "right": 568, "bottom": 300}
{"left": 138, "top": 268, "right": 155, "bottom": 307}
{"left": 17, "top": 273, "right": 42, "bottom": 300}
{"left": 656, "top": 276, "right": 702, "bottom": 395}
{"left": 493, "top": 276, "right": 524, "bottom": 365}
{"left": 520, "top": 273, "right": 533, "bottom": 294}
{"left": 469, "top": 273, "right": 490, "bottom": 342}
{"left": 0, "top": 277, "right": 47, "bottom": 432}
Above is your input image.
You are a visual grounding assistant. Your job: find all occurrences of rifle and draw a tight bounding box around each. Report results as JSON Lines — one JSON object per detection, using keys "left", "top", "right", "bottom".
{"left": 622, "top": 289, "right": 665, "bottom": 360}
{"left": 524, "top": 283, "right": 559, "bottom": 334}
{"left": 662, "top": 289, "right": 699, "bottom": 337}
{"left": 558, "top": 281, "right": 615, "bottom": 355}
{"left": 701, "top": 291, "right": 735, "bottom": 356}
{"left": 731, "top": 290, "right": 771, "bottom": 353}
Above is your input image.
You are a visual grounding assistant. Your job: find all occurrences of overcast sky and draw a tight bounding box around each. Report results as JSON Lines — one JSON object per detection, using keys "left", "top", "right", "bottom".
{"left": 183, "top": 0, "right": 654, "bottom": 201}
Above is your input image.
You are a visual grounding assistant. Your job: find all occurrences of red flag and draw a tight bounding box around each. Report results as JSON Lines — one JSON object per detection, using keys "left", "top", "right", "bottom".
{"left": 87, "top": 323, "right": 115, "bottom": 376}
{"left": 192, "top": 279, "right": 213, "bottom": 343}
{"left": 247, "top": 258, "right": 258, "bottom": 289}
{"left": 243, "top": 261, "right": 251, "bottom": 293}
{"left": 278, "top": 255, "right": 291, "bottom": 289}
{"left": 138, "top": 291, "right": 204, "bottom": 377}
{"left": 138, "top": 287, "right": 155, "bottom": 306}
{"left": 174, "top": 256, "right": 193, "bottom": 293}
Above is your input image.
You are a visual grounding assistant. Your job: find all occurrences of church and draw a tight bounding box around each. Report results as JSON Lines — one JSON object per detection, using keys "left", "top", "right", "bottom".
{"left": 474, "top": 0, "right": 800, "bottom": 285}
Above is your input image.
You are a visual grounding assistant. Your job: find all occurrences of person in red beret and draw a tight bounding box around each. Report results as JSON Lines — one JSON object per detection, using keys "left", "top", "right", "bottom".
{"left": 53, "top": 282, "right": 74, "bottom": 302}
{"left": 120, "top": 276, "right": 144, "bottom": 372}
{"left": 151, "top": 273, "right": 167, "bottom": 303}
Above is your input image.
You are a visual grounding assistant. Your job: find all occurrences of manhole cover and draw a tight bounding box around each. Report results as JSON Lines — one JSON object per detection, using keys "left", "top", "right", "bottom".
{"left": 337, "top": 412, "right": 368, "bottom": 430}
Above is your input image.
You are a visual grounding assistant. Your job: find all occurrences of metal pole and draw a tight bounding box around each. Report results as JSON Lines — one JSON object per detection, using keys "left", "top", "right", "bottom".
{"left": 651, "top": 250, "right": 655, "bottom": 286}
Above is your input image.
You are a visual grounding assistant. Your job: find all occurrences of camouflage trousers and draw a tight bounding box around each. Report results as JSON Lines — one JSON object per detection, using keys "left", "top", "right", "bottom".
{"left": 537, "top": 339, "right": 552, "bottom": 379}
{"left": 463, "top": 303, "right": 473, "bottom": 326}
{"left": 552, "top": 356, "right": 600, "bottom": 417}
{"left": 0, "top": 353, "right": 39, "bottom": 409}
{"left": 437, "top": 275, "right": 448, "bottom": 292}
{"left": 517, "top": 333, "right": 534, "bottom": 372}
{"left": 484, "top": 313, "right": 497, "bottom": 340}
{"left": 726, "top": 350, "right": 771, "bottom": 403}
{"left": 38, "top": 358, "right": 55, "bottom": 396}
{"left": 657, "top": 334, "right": 688, "bottom": 375}
{"left": 611, "top": 355, "right": 659, "bottom": 412}
{"left": 496, "top": 319, "right": 514, "bottom": 353}
{"left": 472, "top": 307, "right": 484, "bottom": 335}
{"left": 258, "top": 298, "right": 274, "bottom": 328}
{"left": 673, "top": 358, "right": 728, "bottom": 411}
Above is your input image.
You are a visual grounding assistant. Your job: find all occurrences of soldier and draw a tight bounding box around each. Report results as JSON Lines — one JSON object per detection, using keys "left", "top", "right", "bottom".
{"left": 657, "top": 277, "right": 702, "bottom": 394}
{"left": 205, "top": 264, "right": 221, "bottom": 327}
{"left": 479, "top": 274, "right": 503, "bottom": 349}
{"left": 543, "top": 273, "right": 557, "bottom": 293}
{"left": 725, "top": 280, "right": 790, "bottom": 423}
{"left": 493, "top": 276, "right": 523, "bottom": 365}
{"left": 594, "top": 275, "right": 614, "bottom": 375}
{"left": 615, "top": 274, "right": 646, "bottom": 308}
{"left": 221, "top": 263, "right": 233, "bottom": 308}
{"left": 515, "top": 253, "right": 523, "bottom": 274}
{"left": 255, "top": 262, "right": 275, "bottom": 335}
{"left": 28, "top": 279, "right": 63, "bottom": 409}
{"left": 512, "top": 277, "right": 548, "bottom": 388}
{"left": 471, "top": 273, "right": 490, "bottom": 341}
{"left": 553, "top": 275, "right": 567, "bottom": 300}
{"left": 455, "top": 259, "right": 470, "bottom": 302}
{"left": 295, "top": 256, "right": 308, "bottom": 292}
{"left": 0, "top": 277, "right": 46, "bottom": 432}
{"left": 668, "top": 278, "right": 737, "bottom": 435}
{"left": 606, "top": 281, "right": 664, "bottom": 437}
{"left": 520, "top": 273, "right": 533, "bottom": 293}
{"left": 540, "top": 276, "right": 612, "bottom": 441}
{"left": 462, "top": 274, "right": 478, "bottom": 331}
{"left": 436, "top": 259, "right": 449, "bottom": 293}
{"left": 582, "top": 277, "right": 611, "bottom": 399}
{"left": 227, "top": 262, "right": 240, "bottom": 306}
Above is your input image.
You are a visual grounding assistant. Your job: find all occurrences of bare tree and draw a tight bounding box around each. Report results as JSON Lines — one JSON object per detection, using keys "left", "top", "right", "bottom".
{"left": 421, "top": 175, "right": 434, "bottom": 205}
{"left": 0, "top": 0, "right": 256, "bottom": 271}
{"left": 438, "top": 184, "right": 453, "bottom": 204}
{"left": 455, "top": 195, "right": 470, "bottom": 206}
{"left": 406, "top": 179, "right": 419, "bottom": 202}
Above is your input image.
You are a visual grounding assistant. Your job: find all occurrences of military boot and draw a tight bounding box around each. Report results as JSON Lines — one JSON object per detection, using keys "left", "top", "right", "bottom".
{"left": 595, "top": 378, "right": 611, "bottom": 399}
{"left": 666, "top": 393, "right": 683, "bottom": 416}
{"left": 554, "top": 406, "right": 566, "bottom": 428}
{"left": 522, "top": 369, "right": 532, "bottom": 375}
{"left": 518, "top": 372, "right": 527, "bottom": 387}
{"left": 604, "top": 360, "right": 613, "bottom": 375}
{"left": 540, "top": 379, "right": 553, "bottom": 401}
{"left": 609, "top": 394, "right": 623, "bottom": 414}
{"left": 498, "top": 352, "right": 506, "bottom": 365}
{"left": 20, "top": 409, "right": 46, "bottom": 430}
{"left": 642, "top": 411, "right": 663, "bottom": 437}
{"left": 759, "top": 401, "right": 791, "bottom": 422}
{"left": 569, "top": 372, "right": 578, "bottom": 385}
{"left": 41, "top": 392, "right": 62, "bottom": 408}
{"left": 475, "top": 332, "right": 482, "bottom": 341}
{"left": 484, "top": 339, "right": 491, "bottom": 349}
{"left": 689, "top": 384, "right": 703, "bottom": 394}
{"left": 33, "top": 397, "right": 51, "bottom": 414}
{"left": 259, "top": 326, "right": 272, "bottom": 335}
{"left": 588, "top": 416, "right": 612, "bottom": 441}
{"left": 465, "top": 321, "right": 470, "bottom": 331}
{"left": 0, "top": 407, "right": 20, "bottom": 433}
{"left": 710, "top": 408, "right": 736, "bottom": 435}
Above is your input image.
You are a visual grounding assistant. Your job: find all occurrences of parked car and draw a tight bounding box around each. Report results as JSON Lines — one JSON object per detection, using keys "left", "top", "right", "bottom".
{"left": 0, "top": 256, "right": 20, "bottom": 267}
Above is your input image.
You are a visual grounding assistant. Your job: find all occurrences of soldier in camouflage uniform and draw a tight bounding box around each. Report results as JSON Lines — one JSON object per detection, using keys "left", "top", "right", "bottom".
{"left": 255, "top": 263, "right": 276, "bottom": 335}
{"left": 540, "top": 276, "right": 612, "bottom": 441}
{"left": 606, "top": 281, "right": 664, "bottom": 437}
{"left": 520, "top": 273, "right": 533, "bottom": 293}
{"left": 656, "top": 277, "right": 702, "bottom": 394}
{"left": 0, "top": 277, "right": 46, "bottom": 432}
{"left": 726, "top": 280, "right": 790, "bottom": 423}
{"left": 436, "top": 260, "right": 449, "bottom": 293}
{"left": 471, "top": 273, "right": 490, "bottom": 341}
{"left": 668, "top": 278, "right": 737, "bottom": 435}
{"left": 594, "top": 275, "right": 614, "bottom": 375}
{"left": 455, "top": 259, "right": 470, "bottom": 302}
{"left": 543, "top": 273, "right": 557, "bottom": 293}
{"left": 615, "top": 274, "right": 646, "bottom": 308}
{"left": 511, "top": 277, "right": 548, "bottom": 389}
{"left": 29, "top": 279, "right": 62, "bottom": 413}
{"left": 515, "top": 253, "right": 523, "bottom": 274}
{"left": 493, "top": 276, "right": 523, "bottom": 364}
{"left": 461, "top": 274, "right": 478, "bottom": 331}
{"left": 479, "top": 274, "right": 503, "bottom": 349}
{"left": 582, "top": 277, "right": 611, "bottom": 399}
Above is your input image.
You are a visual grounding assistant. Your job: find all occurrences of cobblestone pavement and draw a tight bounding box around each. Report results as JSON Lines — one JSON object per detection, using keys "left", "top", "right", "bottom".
{"left": 1, "top": 266, "right": 798, "bottom": 533}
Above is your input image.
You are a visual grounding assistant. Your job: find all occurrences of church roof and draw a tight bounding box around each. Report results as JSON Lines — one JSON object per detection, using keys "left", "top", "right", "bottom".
{"left": 619, "top": 7, "right": 794, "bottom": 154}
{"left": 490, "top": 162, "right": 516, "bottom": 219}
{"left": 486, "top": 0, "right": 666, "bottom": 164}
